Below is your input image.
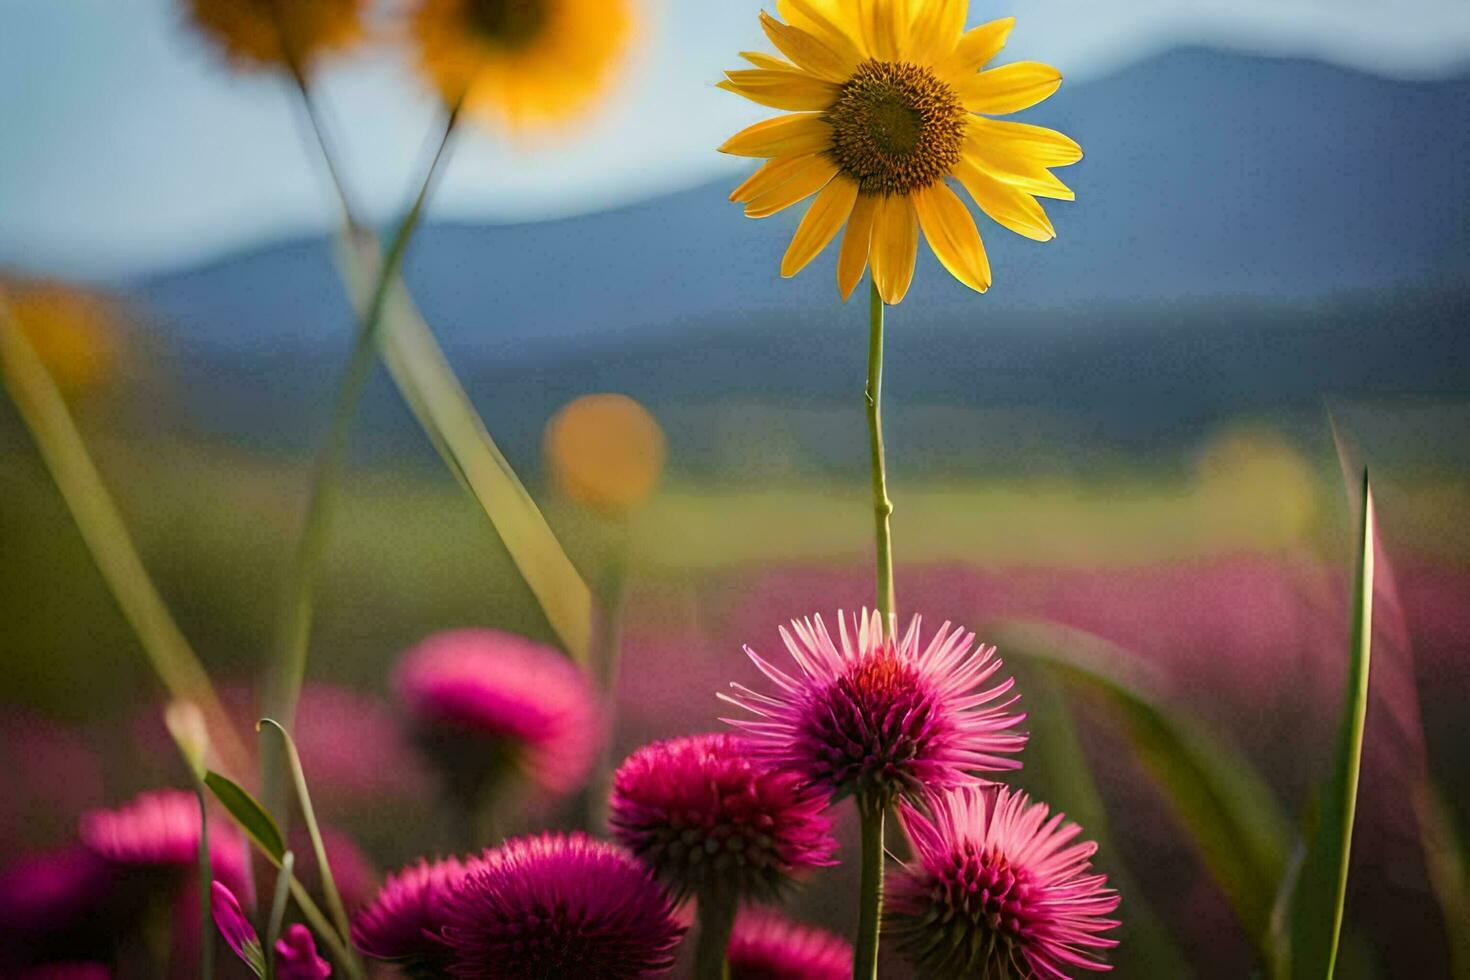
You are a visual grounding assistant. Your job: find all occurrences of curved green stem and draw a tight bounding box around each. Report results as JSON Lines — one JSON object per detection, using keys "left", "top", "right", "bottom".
{"left": 865, "top": 280, "right": 895, "bottom": 623}
{"left": 692, "top": 889, "right": 738, "bottom": 980}
{"left": 854, "top": 795, "right": 886, "bottom": 980}
{"left": 261, "top": 105, "right": 462, "bottom": 811}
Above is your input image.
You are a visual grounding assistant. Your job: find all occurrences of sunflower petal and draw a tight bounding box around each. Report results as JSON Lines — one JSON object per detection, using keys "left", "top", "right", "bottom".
{"left": 938, "top": 17, "right": 1014, "bottom": 82}
{"left": 914, "top": 181, "right": 991, "bottom": 293}
{"left": 783, "top": 176, "right": 860, "bottom": 276}
{"left": 905, "top": 0, "right": 967, "bottom": 65}
{"left": 778, "top": 0, "right": 868, "bottom": 64}
{"left": 958, "top": 61, "right": 1062, "bottom": 115}
{"left": 741, "top": 50, "right": 796, "bottom": 70}
{"left": 746, "top": 157, "right": 840, "bottom": 218}
{"left": 870, "top": 192, "right": 919, "bottom": 304}
{"left": 721, "top": 70, "right": 840, "bottom": 111}
{"left": 964, "top": 120, "right": 1076, "bottom": 200}
{"left": 838, "top": 193, "right": 880, "bottom": 300}
{"left": 730, "top": 153, "right": 822, "bottom": 203}
{"left": 719, "top": 113, "right": 832, "bottom": 158}
{"left": 760, "top": 11, "right": 858, "bottom": 82}
{"left": 970, "top": 117, "right": 1083, "bottom": 168}
{"left": 859, "top": 0, "right": 908, "bottom": 62}
{"left": 954, "top": 160, "right": 1055, "bottom": 241}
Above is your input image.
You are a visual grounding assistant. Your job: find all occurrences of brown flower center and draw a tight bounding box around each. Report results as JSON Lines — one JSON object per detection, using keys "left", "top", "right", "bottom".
{"left": 826, "top": 60, "right": 967, "bottom": 196}
{"left": 465, "top": 0, "right": 547, "bottom": 49}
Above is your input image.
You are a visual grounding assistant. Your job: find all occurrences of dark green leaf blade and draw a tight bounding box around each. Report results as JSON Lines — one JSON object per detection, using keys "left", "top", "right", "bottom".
{"left": 1288, "top": 472, "right": 1375, "bottom": 979}
{"left": 995, "top": 621, "right": 1292, "bottom": 952}
{"left": 204, "top": 770, "right": 285, "bottom": 862}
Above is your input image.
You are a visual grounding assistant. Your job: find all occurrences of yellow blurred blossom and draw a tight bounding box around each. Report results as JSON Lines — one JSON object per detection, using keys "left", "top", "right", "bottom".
{"left": 544, "top": 394, "right": 666, "bottom": 517}
{"left": 3, "top": 280, "right": 121, "bottom": 397}
{"left": 184, "top": 0, "right": 366, "bottom": 73}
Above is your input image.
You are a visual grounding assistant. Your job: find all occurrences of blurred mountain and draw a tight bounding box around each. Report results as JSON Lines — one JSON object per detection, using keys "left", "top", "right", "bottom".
{"left": 125, "top": 46, "right": 1470, "bottom": 459}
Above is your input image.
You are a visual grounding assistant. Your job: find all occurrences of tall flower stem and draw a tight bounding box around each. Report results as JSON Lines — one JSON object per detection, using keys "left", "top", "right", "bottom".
{"left": 865, "top": 280, "right": 895, "bottom": 622}
{"left": 854, "top": 794, "right": 886, "bottom": 980}
{"left": 692, "top": 889, "right": 737, "bottom": 980}
{"left": 262, "top": 105, "right": 462, "bottom": 812}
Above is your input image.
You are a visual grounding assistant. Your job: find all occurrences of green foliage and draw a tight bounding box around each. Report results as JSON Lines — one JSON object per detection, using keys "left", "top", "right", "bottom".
{"left": 1283, "top": 472, "right": 1374, "bottom": 979}
{"left": 996, "top": 622, "right": 1292, "bottom": 955}
{"left": 205, "top": 770, "right": 286, "bottom": 862}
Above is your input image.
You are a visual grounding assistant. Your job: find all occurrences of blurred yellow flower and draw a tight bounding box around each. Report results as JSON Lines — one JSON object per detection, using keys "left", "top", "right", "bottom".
{"left": 1196, "top": 426, "right": 1320, "bottom": 546}
{"left": 719, "top": 0, "right": 1081, "bottom": 304}
{"left": 3, "top": 280, "right": 120, "bottom": 397}
{"left": 544, "top": 394, "right": 666, "bottom": 517}
{"left": 411, "top": 0, "right": 634, "bottom": 130}
{"left": 184, "top": 0, "right": 366, "bottom": 72}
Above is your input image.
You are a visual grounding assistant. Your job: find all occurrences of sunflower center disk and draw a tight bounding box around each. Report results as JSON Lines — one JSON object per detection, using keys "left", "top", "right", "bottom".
{"left": 465, "top": 0, "right": 547, "bottom": 49}
{"left": 826, "top": 60, "right": 968, "bottom": 196}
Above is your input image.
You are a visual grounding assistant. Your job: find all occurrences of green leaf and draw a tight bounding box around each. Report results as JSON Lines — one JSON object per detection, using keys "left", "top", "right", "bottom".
{"left": 205, "top": 771, "right": 285, "bottom": 862}
{"left": 1019, "top": 668, "right": 1195, "bottom": 977}
{"left": 1287, "top": 472, "right": 1375, "bottom": 979}
{"left": 258, "top": 718, "right": 355, "bottom": 953}
{"left": 995, "top": 621, "right": 1292, "bottom": 952}
{"left": 333, "top": 236, "right": 593, "bottom": 664}
{"left": 0, "top": 299, "right": 249, "bottom": 775}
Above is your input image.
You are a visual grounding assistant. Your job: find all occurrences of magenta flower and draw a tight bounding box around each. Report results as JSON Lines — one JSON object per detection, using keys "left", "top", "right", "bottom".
{"left": 14, "top": 966, "right": 112, "bottom": 980}
{"left": 276, "top": 923, "right": 333, "bottom": 979}
{"left": 609, "top": 732, "right": 836, "bottom": 900}
{"left": 725, "top": 907, "right": 851, "bottom": 980}
{"left": 722, "top": 610, "right": 1026, "bottom": 804}
{"left": 394, "top": 629, "right": 602, "bottom": 798}
{"left": 211, "top": 880, "right": 265, "bottom": 974}
{"left": 212, "top": 881, "right": 333, "bottom": 979}
{"left": 0, "top": 846, "right": 112, "bottom": 938}
{"left": 79, "top": 789, "right": 251, "bottom": 901}
{"left": 887, "top": 786, "right": 1120, "bottom": 979}
{"left": 352, "top": 855, "right": 469, "bottom": 974}
{"left": 439, "top": 832, "right": 685, "bottom": 979}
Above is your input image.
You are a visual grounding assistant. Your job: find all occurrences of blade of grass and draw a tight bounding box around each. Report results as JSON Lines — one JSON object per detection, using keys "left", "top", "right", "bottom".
{"left": 0, "top": 294, "right": 248, "bottom": 775}
{"left": 258, "top": 718, "right": 356, "bottom": 957}
{"left": 1288, "top": 471, "right": 1375, "bottom": 979}
{"left": 206, "top": 770, "right": 360, "bottom": 977}
{"left": 995, "top": 620, "right": 1291, "bottom": 954}
{"left": 1020, "top": 668, "right": 1194, "bottom": 976}
{"left": 166, "top": 701, "right": 216, "bottom": 980}
{"left": 334, "top": 235, "right": 593, "bottom": 663}
{"left": 264, "top": 852, "right": 295, "bottom": 980}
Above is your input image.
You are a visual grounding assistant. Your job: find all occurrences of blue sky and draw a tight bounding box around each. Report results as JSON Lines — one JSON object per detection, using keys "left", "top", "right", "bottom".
{"left": 3, "top": 0, "right": 1468, "bottom": 279}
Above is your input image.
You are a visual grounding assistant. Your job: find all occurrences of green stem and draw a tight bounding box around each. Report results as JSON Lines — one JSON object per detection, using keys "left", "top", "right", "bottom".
{"left": 196, "top": 788, "right": 216, "bottom": 980}
{"left": 0, "top": 296, "right": 250, "bottom": 776}
{"left": 583, "top": 527, "right": 630, "bottom": 830}
{"left": 854, "top": 795, "right": 885, "bottom": 980}
{"left": 261, "top": 104, "right": 462, "bottom": 812}
{"left": 865, "top": 280, "right": 895, "bottom": 623}
{"left": 692, "top": 890, "right": 738, "bottom": 980}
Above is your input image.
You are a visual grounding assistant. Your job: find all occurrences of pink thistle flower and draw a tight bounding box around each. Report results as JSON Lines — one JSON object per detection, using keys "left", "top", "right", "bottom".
{"left": 276, "top": 923, "right": 333, "bottom": 979}
{"left": 722, "top": 611, "right": 1026, "bottom": 804}
{"left": 352, "top": 855, "right": 469, "bottom": 975}
{"left": 726, "top": 907, "right": 850, "bottom": 980}
{"left": 887, "top": 786, "right": 1120, "bottom": 979}
{"left": 394, "top": 629, "right": 603, "bottom": 797}
{"left": 439, "top": 832, "right": 685, "bottom": 979}
{"left": 78, "top": 789, "right": 251, "bottom": 903}
{"left": 609, "top": 733, "right": 836, "bottom": 900}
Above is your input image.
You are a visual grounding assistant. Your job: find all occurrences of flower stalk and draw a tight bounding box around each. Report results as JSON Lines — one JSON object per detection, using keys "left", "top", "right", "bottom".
{"left": 693, "top": 889, "right": 738, "bottom": 980}
{"left": 865, "top": 280, "right": 896, "bottom": 622}
{"left": 262, "top": 102, "right": 462, "bottom": 813}
{"left": 855, "top": 794, "right": 886, "bottom": 980}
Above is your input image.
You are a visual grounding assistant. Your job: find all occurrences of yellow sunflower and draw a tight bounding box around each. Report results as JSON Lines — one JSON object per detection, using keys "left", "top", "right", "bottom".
{"left": 718, "top": 0, "right": 1082, "bottom": 304}
{"left": 184, "top": 0, "right": 365, "bottom": 72}
{"left": 411, "top": 0, "right": 634, "bottom": 130}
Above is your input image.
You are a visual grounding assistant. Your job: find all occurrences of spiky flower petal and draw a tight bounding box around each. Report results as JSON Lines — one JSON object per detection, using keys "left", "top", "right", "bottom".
{"left": 722, "top": 610, "right": 1025, "bottom": 805}
{"left": 726, "top": 907, "right": 850, "bottom": 980}
{"left": 439, "top": 832, "right": 684, "bottom": 979}
{"left": 352, "top": 855, "right": 469, "bottom": 976}
{"left": 887, "top": 786, "right": 1120, "bottom": 979}
{"left": 609, "top": 733, "right": 837, "bottom": 900}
